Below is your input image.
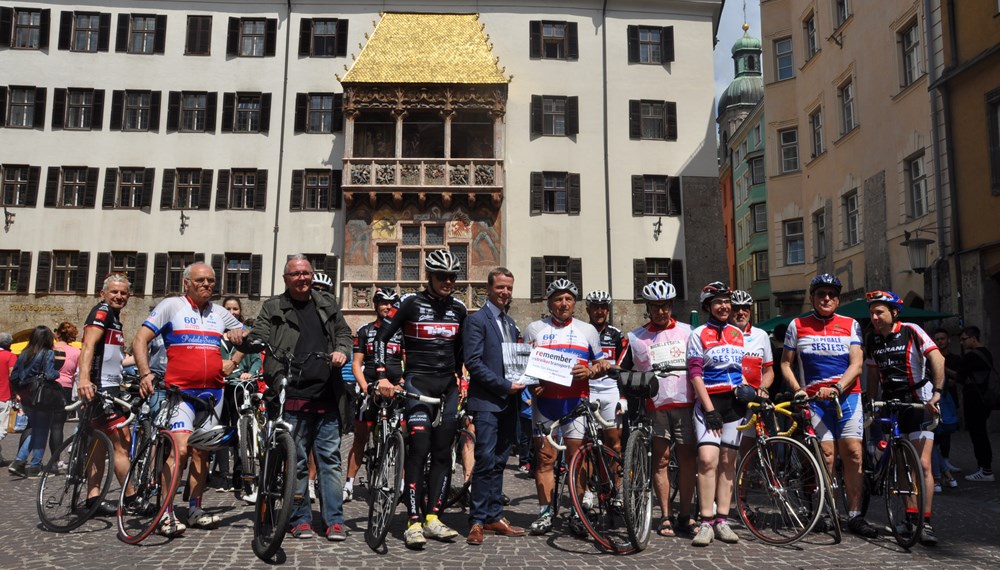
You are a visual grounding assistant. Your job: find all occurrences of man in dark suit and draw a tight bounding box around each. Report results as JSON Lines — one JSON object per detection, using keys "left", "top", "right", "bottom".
{"left": 463, "top": 267, "right": 527, "bottom": 545}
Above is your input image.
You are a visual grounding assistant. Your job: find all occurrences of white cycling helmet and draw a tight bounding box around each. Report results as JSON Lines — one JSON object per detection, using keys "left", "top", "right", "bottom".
{"left": 312, "top": 272, "right": 333, "bottom": 290}
{"left": 585, "top": 290, "right": 612, "bottom": 305}
{"left": 546, "top": 278, "right": 579, "bottom": 299}
{"left": 731, "top": 290, "right": 753, "bottom": 307}
{"left": 424, "top": 249, "right": 461, "bottom": 273}
{"left": 188, "top": 425, "right": 238, "bottom": 451}
{"left": 372, "top": 287, "right": 399, "bottom": 304}
{"left": 641, "top": 280, "right": 677, "bottom": 302}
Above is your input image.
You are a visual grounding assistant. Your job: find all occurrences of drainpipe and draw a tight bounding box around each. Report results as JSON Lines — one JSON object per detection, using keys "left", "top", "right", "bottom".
{"left": 941, "top": 0, "right": 965, "bottom": 323}
{"left": 271, "top": 0, "right": 294, "bottom": 296}
{"left": 922, "top": 0, "right": 947, "bottom": 311}
{"left": 601, "top": 0, "right": 615, "bottom": 314}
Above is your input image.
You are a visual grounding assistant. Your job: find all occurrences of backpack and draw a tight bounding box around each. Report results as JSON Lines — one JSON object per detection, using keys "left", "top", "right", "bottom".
{"left": 969, "top": 350, "right": 1000, "bottom": 411}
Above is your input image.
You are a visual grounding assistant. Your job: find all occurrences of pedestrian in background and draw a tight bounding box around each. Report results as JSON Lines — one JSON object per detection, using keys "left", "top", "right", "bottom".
{"left": 0, "top": 332, "right": 16, "bottom": 466}
{"left": 50, "top": 322, "right": 80, "bottom": 459}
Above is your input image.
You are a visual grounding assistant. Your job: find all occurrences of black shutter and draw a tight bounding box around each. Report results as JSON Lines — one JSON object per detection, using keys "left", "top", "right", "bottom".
{"left": 52, "top": 88, "right": 66, "bottom": 129}
{"left": 627, "top": 25, "right": 639, "bottom": 63}
{"left": 665, "top": 101, "right": 677, "bottom": 140}
{"left": 567, "top": 173, "right": 581, "bottom": 215}
{"left": 149, "top": 91, "right": 161, "bottom": 130}
{"left": 662, "top": 26, "right": 675, "bottom": 62}
{"left": 631, "top": 175, "right": 645, "bottom": 216}
{"left": 57, "top": 11, "right": 71, "bottom": 50}
{"left": 298, "top": 18, "right": 312, "bottom": 56}
{"left": 210, "top": 254, "right": 224, "bottom": 294}
{"left": 205, "top": 92, "right": 217, "bottom": 132}
{"left": 133, "top": 252, "right": 148, "bottom": 295}
{"left": 633, "top": 258, "right": 648, "bottom": 301}
{"left": 323, "top": 255, "right": 338, "bottom": 284}
{"left": 198, "top": 169, "right": 213, "bottom": 210}
{"left": 25, "top": 166, "right": 40, "bottom": 206}
{"left": 249, "top": 254, "right": 263, "bottom": 299}
{"left": 260, "top": 93, "right": 271, "bottom": 133}
{"left": 153, "top": 15, "right": 167, "bottom": 54}
{"left": 160, "top": 168, "right": 174, "bottom": 209}
{"left": 566, "top": 96, "right": 579, "bottom": 136}
{"left": 44, "top": 167, "right": 59, "bottom": 207}
{"left": 91, "top": 89, "right": 104, "bottom": 130}
{"left": 530, "top": 95, "right": 542, "bottom": 136}
{"left": 73, "top": 252, "right": 89, "bottom": 297}
{"left": 109, "top": 90, "right": 124, "bottom": 130}
{"left": 332, "top": 93, "right": 344, "bottom": 131}
{"left": 141, "top": 168, "right": 155, "bottom": 208}
{"left": 667, "top": 176, "right": 682, "bottom": 216}
{"left": 530, "top": 172, "right": 543, "bottom": 215}
{"left": 194, "top": 253, "right": 205, "bottom": 263}
{"left": 166, "top": 91, "right": 179, "bottom": 131}
{"left": 226, "top": 17, "right": 239, "bottom": 56}
{"left": 221, "top": 92, "right": 235, "bottom": 132}
{"left": 33, "top": 87, "right": 46, "bottom": 128}
{"left": 152, "top": 252, "right": 168, "bottom": 295}
{"left": 95, "top": 252, "right": 110, "bottom": 293}
{"left": 16, "top": 252, "right": 31, "bottom": 293}
{"left": 529, "top": 21, "right": 541, "bottom": 58}
{"left": 294, "top": 93, "right": 308, "bottom": 132}
{"left": 336, "top": 19, "right": 349, "bottom": 56}
{"left": 83, "top": 167, "right": 99, "bottom": 208}
{"left": 35, "top": 251, "right": 51, "bottom": 293}
{"left": 290, "top": 170, "right": 303, "bottom": 210}
{"left": 115, "top": 14, "right": 128, "bottom": 52}
{"left": 671, "top": 259, "right": 685, "bottom": 299}
{"left": 628, "top": 100, "right": 640, "bottom": 139}
{"left": 97, "top": 13, "right": 110, "bottom": 52}
{"left": 102, "top": 167, "right": 117, "bottom": 208}
{"left": 331, "top": 169, "right": 342, "bottom": 209}
{"left": 0, "top": 8, "right": 12, "bottom": 48}
{"left": 254, "top": 169, "right": 267, "bottom": 211}
{"left": 264, "top": 19, "right": 276, "bottom": 56}
{"left": 530, "top": 257, "right": 544, "bottom": 301}
{"left": 0, "top": 87, "right": 6, "bottom": 125}
{"left": 568, "top": 257, "right": 583, "bottom": 293}
{"left": 215, "top": 169, "right": 230, "bottom": 210}
{"left": 38, "top": 9, "right": 50, "bottom": 49}
{"left": 566, "top": 22, "right": 578, "bottom": 60}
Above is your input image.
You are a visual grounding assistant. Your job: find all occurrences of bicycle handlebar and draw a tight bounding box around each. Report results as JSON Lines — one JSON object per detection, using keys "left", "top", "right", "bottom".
{"left": 871, "top": 399, "right": 939, "bottom": 432}
{"left": 64, "top": 393, "right": 137, "bottom": 429}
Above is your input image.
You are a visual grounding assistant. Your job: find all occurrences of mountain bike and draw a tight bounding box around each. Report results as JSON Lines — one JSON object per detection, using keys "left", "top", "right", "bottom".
{"left": 37, "top": 391, "right": 134, "bottom": 532}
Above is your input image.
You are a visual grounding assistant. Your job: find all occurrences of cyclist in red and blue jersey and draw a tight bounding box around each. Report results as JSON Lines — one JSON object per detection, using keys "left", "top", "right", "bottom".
{"left": 687, "top": 282, "right": 745, "bottom": 546}
{"left": 523, "top": 279, "right": 610, "bottom": 536}
{"left": 864, "top": 290, "right": 944, "bottom": 546}
{"left": 134, "top": 262, "right": 244, "bottom": 536}
{"left": 780, "top": 273, "right": 876, "bottom": 538}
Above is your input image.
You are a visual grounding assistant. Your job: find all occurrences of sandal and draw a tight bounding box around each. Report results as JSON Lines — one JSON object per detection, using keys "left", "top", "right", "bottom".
{"left": 657, "top": 516, "right": 676, "bottom": 537}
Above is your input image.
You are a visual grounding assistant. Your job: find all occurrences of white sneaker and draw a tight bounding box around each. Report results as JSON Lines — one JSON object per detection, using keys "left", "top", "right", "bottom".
{"left": 945, "top": 478, "right": 958, "bottom": 489}
{"left": 713, "top": 520, "right": 740, "bottom": 544}
{"left": 343, "top": 486, "right": 353, "bottom": 503}
{"left": 692, "top": 522, "right": 714, "bottom": 547}
{"left": 933, "top": 482, "right": 943, "bottom": 494}
{"left": 243, "top": 490, "right": 257, "bottom": 504}
{"left": 965, "top": 469, "right": 996, "bottom": 482}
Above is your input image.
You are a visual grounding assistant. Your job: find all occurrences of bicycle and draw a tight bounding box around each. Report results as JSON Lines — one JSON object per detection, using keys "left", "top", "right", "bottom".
{"left": 734, "top": 394, "right": 826, "bottom": 545}
{"left": 544, "top": 399, "right": 629, "bottom": 553}
{"left": 115, "top": 373, "right": 182, "bottom": 544}
{"left": 37, "top": 391, "right": 135, "bottom": 533}
{"left": 434, "top": 406, "right": 476, "bottom": 513}
{"left": 862, "top": 399, "right": 935, "bottom": 548}
{"left": 231, "top": 372, "right": 265, "bottom": 502}
{"left": 614, "top": 369, "right": 659, "bottom": 551}
{"left": 786, "top": 394, "right": 845, "bottom": 544}
{"left": 241, "top": 340, "right": 331, "bottom": 561}
{"left": 364, "top": 387, "right": 442, "bottom": 552}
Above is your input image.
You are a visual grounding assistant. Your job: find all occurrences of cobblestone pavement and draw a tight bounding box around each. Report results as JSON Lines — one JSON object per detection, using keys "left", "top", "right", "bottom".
{"left": 2, "top": 429, "right": 999, "bottom": 569}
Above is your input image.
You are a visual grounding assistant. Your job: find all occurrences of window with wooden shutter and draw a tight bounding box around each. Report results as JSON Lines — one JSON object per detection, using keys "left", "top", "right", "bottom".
{"left": 290, "top": 170, "right": 304, "bottom": 210}
{"left": 185, "top": 15, "right": 211, "bottom": 56}
{"left": 35, "top": 251, "right": 51, "bottom": 292}
{"left": 567, "top": 173, "right": 581, "bottom": 215}
{"left": 530, "top": 257, "right": 544, "bottom": 301}
{"left": 16, "top": 251, "right": 31, "bottom": 293}
{"left": 667, "top": 176, "right": 682, "bottom": 216}
{"left": 249, "top": 254, "right": 263, "bottom": 298}
{"left": 151, "top": 252, "right": 168, "bottom": 295}
{"left": 633, "top": 258, "right": 647, "bottom": 301}
{"left": 0, "top": 250, "right": 22, "bottom": 292}
{"left": 529, "top": 172, "right": 543, "bottom": 215}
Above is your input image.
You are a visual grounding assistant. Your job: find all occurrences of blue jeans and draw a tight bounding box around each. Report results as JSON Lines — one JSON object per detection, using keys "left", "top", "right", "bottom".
{"left": 16, "top": 408, "right": 53, "bottom": 467}
{"left": 287, "top": 410, "right": 344, "bottom": 529}
{"left": 469, "top": 406, "right": 516, "bottom": 526}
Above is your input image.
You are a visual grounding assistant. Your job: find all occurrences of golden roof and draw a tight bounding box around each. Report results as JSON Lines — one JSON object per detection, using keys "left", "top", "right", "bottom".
{"left": 340, "top": 13, "right": 508, "bottom": 84}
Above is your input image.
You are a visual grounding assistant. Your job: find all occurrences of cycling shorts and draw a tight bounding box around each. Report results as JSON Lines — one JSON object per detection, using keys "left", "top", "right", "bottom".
{"left": 167, "top": 387, "right": 223, "bottom": 433}
{"left": 532, "top": 397, "right": 586, "bottom": 440}
{"left": 91, "top": 385, "right": 127, "bottom": 432}
{"left": 588, "top": 388, "right": 623, "bottom": 429}
{"left": 693, "top": 400, "right": 742, "bottom": 449}
{"left": 404, "top": 376, "right": 458, "bottom": 433}
{"left": 895, "top": 406, "right": 935, "bottom": 442}
{"left": 650, "top": 406, "right": 695, "bottom": 444}
{"left": 811, "top": 393, "right": 863, "bottom": 442}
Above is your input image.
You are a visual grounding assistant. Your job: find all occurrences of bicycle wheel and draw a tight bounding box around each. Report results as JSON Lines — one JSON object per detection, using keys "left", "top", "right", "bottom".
{"left": 883, "top": 439, "right": 925, "bottom": 549}
{"left": 237, "top": 414, "right": 259, "bottom": 496}
{"left": 735, "top": 435, "right": 824, "bottom": 545}
{"left": 38, "top": 429, "right": 115, "bottom": 533}
{"left": 439, "top": 428, "right": 475, "bottom": 511}
{"left": 117, "top": 431, "right": 181, "bottom": 544}
{"left": 365, "top": 430, "right": 404, "bottom": 551}
{"left": 622, "top": 430, "right": 653, "bottom": 551}
{"left": 252, "top": 431, "right": 296, "bottom": 561}
{"left": 569, "top": 442, "right": 631, "bottom": 553}
{"left": 550, "top": 448, "right": 567, "bottom": 517}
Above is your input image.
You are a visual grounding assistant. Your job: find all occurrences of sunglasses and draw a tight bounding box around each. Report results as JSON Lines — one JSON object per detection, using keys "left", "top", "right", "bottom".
{"left": 813, "top": 291, "right": 838, "bottom": 299}
{"left": 433, "top": 273, "right": 458, "bottom": 282}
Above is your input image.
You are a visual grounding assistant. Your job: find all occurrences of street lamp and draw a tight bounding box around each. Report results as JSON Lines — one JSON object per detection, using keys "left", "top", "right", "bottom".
{"left": 901, "top": 230, "right": 935, "bottom": 274}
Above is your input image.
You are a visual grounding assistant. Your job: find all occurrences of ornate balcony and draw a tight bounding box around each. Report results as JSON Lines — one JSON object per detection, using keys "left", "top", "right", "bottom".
{"left": 342, "top": 157, "right": 504, "bottom": 207}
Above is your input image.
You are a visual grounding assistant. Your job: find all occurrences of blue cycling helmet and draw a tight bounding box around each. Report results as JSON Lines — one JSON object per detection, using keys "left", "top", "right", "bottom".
{"left": 809, "top": 273, "right": 842, "bottom": 295}
{"left": 865, "top": 290, "right": 903, "bottom": 311}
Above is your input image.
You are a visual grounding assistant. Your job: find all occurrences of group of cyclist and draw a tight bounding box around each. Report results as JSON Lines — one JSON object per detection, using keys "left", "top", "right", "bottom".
{"left": 20, "top": 246, "right": 949, "bottom": 552}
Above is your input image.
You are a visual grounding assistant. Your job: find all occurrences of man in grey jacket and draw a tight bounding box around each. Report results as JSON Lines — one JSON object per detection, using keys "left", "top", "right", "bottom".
{"left": 233, "top": 255, "right": 353, "bottom": 542}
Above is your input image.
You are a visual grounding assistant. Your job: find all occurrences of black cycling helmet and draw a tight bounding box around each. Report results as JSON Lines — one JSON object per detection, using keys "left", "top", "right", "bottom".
{"left": 372, "top": 287, "right": 398, "bottom": 304}
{"left": 809, "top": 273, "right": 842, "bottom": 295}
{"left": 699, "top": 281, "right": 732, "bottom": 310}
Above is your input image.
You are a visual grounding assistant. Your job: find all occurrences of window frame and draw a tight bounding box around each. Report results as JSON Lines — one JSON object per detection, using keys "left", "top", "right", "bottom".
{"left": 228, "top": 169, "right": 256, "bottom": 210}
{"left": 834, "top": 0, "right": 850, "bottom": 28}
{"left": 180, "top": 92, "right": 207, "bottom": 132}
{"left": 784, "top": 219, "right": 805, "bottom": 265}
{"left": 751, "top": 157, "right": 765, "bottom": 184}
{"left": 51, "top": 250, "right": 81, "bottom": 292}
{"left": 637, "top": 26, "right": 662, "bottom": 64}
{"left": 813, "top": 209, "right": 827, "bottom": 260}
{"left": 0, "top": 250, "right": 20, "bottom": 291}
{"left": 542, "top": 21, "right": 568, "bottom": 60}
{"left": 753, "top": 250, "right": 769, "bottom": 281}
{"left": 751, "top": 203, "right": 767, "bottom": 233}
{"left": 174, "top": 169, "right": 202, "bottom": 209}
{"left": 839, "top": 79, "right": 856, "bottom": 134}
{"left": 222, "top": 252, "right": 252, "bottom": 296}
{"left": 123, "top": 90, "right": 152, "bottom": 131}
{"left": 234, "top": 94, "right": 262, "bottom": 133}
{"left": 804, "top": 14, "right": 819, "bottom": 60}
{"left": 117, "top": 167, "right": 145, "bottom": 209}
{"left": 310, "top": 19, "right": 340, "bottom": 57}
{"left": 127, "top": 14, "right": 157, "bottom": 54}
{"left": 843, "top": 190, "right": 860, "bottom": 246}
{"left": 12, "top": 9, "right": 44, "bottom": 49}
{"left": 899, "top": 20, "right": 921, "bottom": 88}
{"left": 185, "top": 15, "right": 212, "bottom": 55}
{"left": 907, "top": 154, "right": 928, "bottom": 219}
{"left": 542, "top": 95, "right": 567, "bottom": 136}
{"left": 779, "top": 128, "right": 800, "bottom": 173}
{"left": 307, "top": 94, "right": 335, "bottom": 133}
{"left": 65, "top": 88, "right": 95, "bottom": 130}
{"left": 303, "top": 169, "right": 333, "bottom": 210}
{"left": 72, "top": 13, "right": 101, "bottom": 53}
{"left": 238, "top": 18, "right": 266, "bottom": 57}
{"left": 166, "top": 252, "right": 196, "bottom": 294}
{"left": 774, "top": 37, "right": 794, "bottom": 81}
{"left": 809, "top": 108, "right": 824, "bottom": 157}
{"left": 542, "top": 172, "right": 568, "bottom": 214}
{"left": 1, "top": 165, "right": 31, "bottom": 207}
{"left": 6, "top": 87, "right": 37, "bottom": 128}
{"left": 58, "top": 167, "right": 88, "bottom": 208}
